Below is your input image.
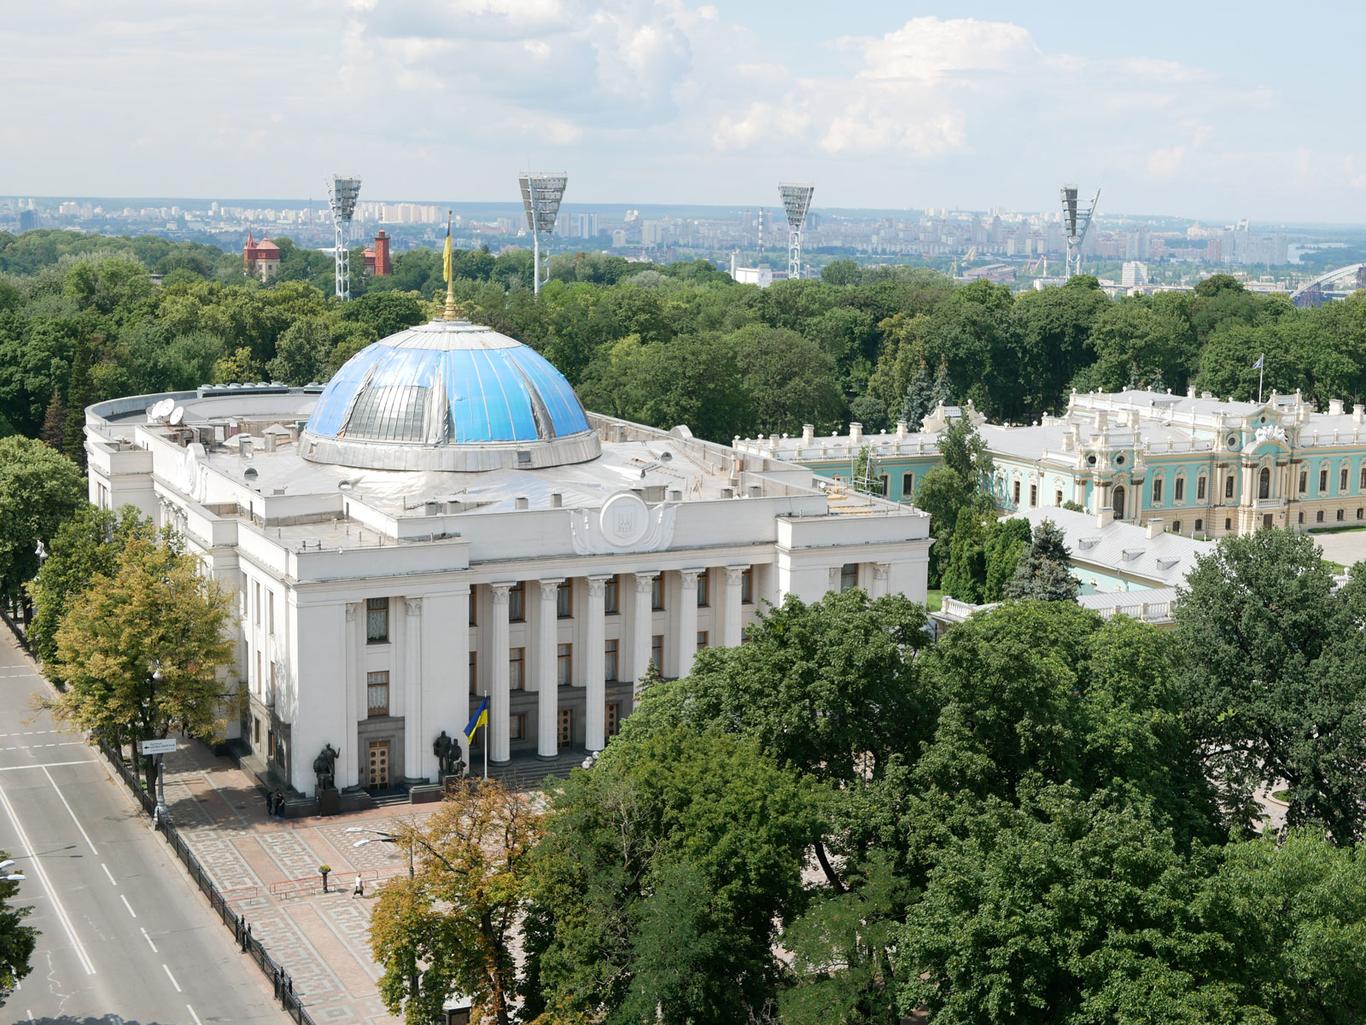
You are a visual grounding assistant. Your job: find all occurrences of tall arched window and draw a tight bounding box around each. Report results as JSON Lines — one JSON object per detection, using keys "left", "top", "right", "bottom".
{"left": 1113, "top": 485, "right": 1126, "bottom": 519}
{"left": 1258, "top": 467, "right": 1270, "bottom": 500}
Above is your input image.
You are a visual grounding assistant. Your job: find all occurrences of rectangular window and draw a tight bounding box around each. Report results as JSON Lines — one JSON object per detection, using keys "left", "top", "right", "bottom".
{"left": 1360, "top": 467, "right": 1366, "bottom": 490}
{"left": 840, "top": 563, "right": 859, "bottom": 592}
{"left": 510, "top": 714, "right": 526, "bottom": 742}
{"left": 741, "top": 567, "right": 754, "bottom": 604}
{"left": 652, "top": 576, "right": 665, "bottom": 611}
{"left": 1175, "top": 478, "right": 1185, "bottom": 502}
{"left": 1317, "top": 510, "right": 1325, "bottom": 523}
{"left": 469, "top": 651, "right": 478, "bottom": 694}
{"left": 696, "top": 570, "right": 709, "bottom": 608}
{"left": 1341, "top": 467, "right": 1349, "bottom": 492}
{"left": 1225, "top": 476, "right": 1235, "bottom": 499}
{"left": 366, "top": 671, "right": 390, "bottom": 717}
{"left": 1152, "top": 478, "right": 1163, "bottom": 504}
{"left": 509, "top": 647, "right": 525, "bottom": 689}
{"left": 1198, "top": 476, "right": 1207, "bottom": 501}
{"left": 696, "top": 630, "right": 708, "bottom": 650}
{"left": 268, "top": 592, "right": 275, "bottom": 637}
{"left": 1225, "top": 517, "right": 1232, "bottom": 531}
{"left": 1337, "top": 509, "right": 1346, "bottom": 521}
{"left": 1358, "top": 508, "right": 1364, "bottom": 521}
{"left": 557, "top": 643, "right": 573, "bottom": 686}
{"left": 1029, "top": 484, "right": 1038, "bottom": 507}
{"left": 879, "top": 474, "right": 889, "bottom": 497}
{"left": 556, "top": 581, "right": 573, "bottom": 619}
{"left": 1299, "top": 471, "right": 1307, "bottom": 494}
{"left": 1195, "top": 518, "right": 1204, "bottom": 533}
{"left": 366, "top": 597, "right": 389, "bottom": 644}
{"left": 1173, "top": 521, "right": 1182, "bottom": 533}
{"left": 1055, "top": 489, "right": 1063, "bottom": 506}
{"left": 902, "top": 472, "right": 914, "bottom": 499}
{"left": 469, "top": 586, "right": 478, "bottom": 625}
{"left": 1012, "top": 480, "right": 1021, "bottom": 505}
{"left": 604, "top": 575, "right": 620, "bottom": 615}
{"left": 604, "top": 639, "right": 619, "bottom": 682}
{"left": 508, "top": 581, "right": 526, "bottom": 623}
{"left": 1320, "top": 468, "right": 1329, "bottom": 493}
{"left": 253, "top": 581, "right": 260, "bottom": 626}
{"left": 651, "top": 634, "right": 664, "bottom": 671}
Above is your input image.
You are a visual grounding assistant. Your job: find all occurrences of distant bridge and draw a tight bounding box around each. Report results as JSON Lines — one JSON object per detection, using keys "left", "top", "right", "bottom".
{"left": 1290, "top": 263, "right": 1366, "bottom": 307}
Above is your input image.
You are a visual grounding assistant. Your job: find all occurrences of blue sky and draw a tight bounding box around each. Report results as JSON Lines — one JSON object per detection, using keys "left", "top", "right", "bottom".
{"left": 5, "top": 1, "right": 1362, "bottom": 222}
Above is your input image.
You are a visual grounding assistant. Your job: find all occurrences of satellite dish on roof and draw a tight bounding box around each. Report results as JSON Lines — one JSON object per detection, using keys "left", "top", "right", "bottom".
{"left": 169, "top": 406, "right": 185, "bottom": 426}
{"left": 147, "top": 398, "right": 175, "bottom": 422}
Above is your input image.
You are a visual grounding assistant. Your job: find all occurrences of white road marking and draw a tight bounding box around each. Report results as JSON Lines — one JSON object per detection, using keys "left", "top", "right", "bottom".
{"left": 162, "top": 963, "right": 182, "bottom": 992}
{"left": 101, "top": 863, "right": 117, "bottom": 886}
{"left": 120, "top": 894, "right": 137, "bottom": 918}
{"left": 42, "top": 766, "right": 99, "bottom": 856}
{"left": 0, "top": 781, "right": 96, "bottom": 975}
{"left": 141, "top": 926, "right": 158, "bottom": 953}
{"left": 186, "top": 1004, "right": 204, "bottom": 1025}
{"left": 0, "top": 760, "right": 91, "bottom": 772}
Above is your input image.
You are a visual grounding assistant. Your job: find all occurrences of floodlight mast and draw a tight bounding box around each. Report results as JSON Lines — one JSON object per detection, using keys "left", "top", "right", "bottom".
{"left": 1060, "top": 184, "right": 1100, "bottom": 279}
{"left": 518, "top": 172, "right": 568, "bottom": 295}
{"left": 328, "top": 175, "right": 362, "bottom": 300}
{"left": 778, "top": 183, "right": 814, "bottom": 280}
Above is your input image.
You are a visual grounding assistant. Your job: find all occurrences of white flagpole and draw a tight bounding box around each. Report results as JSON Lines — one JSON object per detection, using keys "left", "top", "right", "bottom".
{"left": 483, "top": 719, "right": 488, "bottom": 780}
{"left": 1258, "top": 354, "right": 1265, "bottom": 404}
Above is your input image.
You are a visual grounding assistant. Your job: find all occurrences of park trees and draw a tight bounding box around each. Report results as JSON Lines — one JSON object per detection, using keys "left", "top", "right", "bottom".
{"left": 1002, "top": 518, "right": 1079, "bottom": 601}
{"left": 916, "top": 415, "right": 994, "bottom": 585}
{"left": 0, "top": 436, "right": 86, "bottom": 611}
{"left": 0, "top": 851, "right": 36, "bottom": 1005}
{"left": 1174, "top": 529, "right": 1366, "bottom": 841}
{"left": 369, "top": 781, "right": 542, "bottom": 1025}
{"left": 51, "top": 532, "right": 234, "bottom": 790}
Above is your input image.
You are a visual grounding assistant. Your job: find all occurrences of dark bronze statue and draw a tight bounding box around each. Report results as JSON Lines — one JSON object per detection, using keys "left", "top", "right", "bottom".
{"left": 433, "top": 730, "right": 462, "bottom": 777}
{"left": 313, "top": 743, "right": 339, "bottom": 791}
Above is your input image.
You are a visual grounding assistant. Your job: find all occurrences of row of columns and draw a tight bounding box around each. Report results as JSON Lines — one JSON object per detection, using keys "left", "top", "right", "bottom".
{"left": 484, "top": 567, "right": 748, "bottom": 764}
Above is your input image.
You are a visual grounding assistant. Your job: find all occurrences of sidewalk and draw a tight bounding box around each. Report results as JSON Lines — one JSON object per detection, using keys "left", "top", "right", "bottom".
{"left": 160, "top": 740, "right": 441, "bottom": 1025}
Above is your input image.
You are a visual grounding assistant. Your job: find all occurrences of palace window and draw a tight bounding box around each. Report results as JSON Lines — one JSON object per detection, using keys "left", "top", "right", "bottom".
{"left": 1320, "top": 468, "right": 1329, "bottom": 493}
{"left": 902, "top": 472, "right": 915, "bottom": 499}
{"left": 1342, "top": 467, "right": 1350, "bottom": 492}
{"left": 557, "top": 581, "right": 573, "bottom": 619}
{"left": 604, "top": 640, "right": 619, "bottom": 682}
{"left": 651, "top": 635, "right": 664, "bottom": 671}
{"left": 508, "top": 581, "right": 526, "bottom": 623}
{"left": 1225, "top": 476, "right": 1235, "bottom": 499}
{"left": 1055, "top": 489, "right": 1063, "bottom": 506}
{"left": 557, "top": 644, "right": 573, "bottom": 687}
{"left": 509, "top": 647, "right": 525, "bottom": 689}
{"left": 604, "top": 575, "right": 620, "bottom": 615}
{"left": 696, "top": 630, "right": 709, "bottom": 650}
{"left": 1152, "top": 478, "right": 1163, "bottom": 504}
{"left": 1198, "top": 476, "right": 1207, "bottom": 501}
{"left": 1175, "top": 477, "right": 1185, "bottom": 502}
{"left": 366, "top": 597, "right": 389, "bottom": 644}
{"left": 1360, "top": 467, "right": 1366, "bottom": 490}
{"left": 1300, "top": 471, "right": 1308, "bottom": 494}
{"left": 696, "top": 570, "right": 709, "bottom": 608}
{"left": 1225, "top": 517, "right": 1232, "bottom": 531}
{"left": 652, "top": 576, "right": 665, "bottom": 611}
{"left": 1317, "top": 510, "right": 1325, "bottom": 523}
{"left": 468, "top": 652, "right": 478, "bottom": 694}
{"left": 469, "top": 586, "right": 478, "bottom": 625}
{"left": 1195, "top": 518, "right": 1204, "bottom": 533}
{"left": 1173, "top": 521, "right": 1182, "bottom": 534}
{"left": 509, "top": 714, "right": 526, "bottom": 742}
{"left": 840, "top": 563, "right": 859, "bottom": 591}
{"left": 1338, "top": 509, "right": 1346, "bottom": 522}
{"left": 741, "top": 567, "right": 754, "bottom": 604}
{"left": 1029, "top": 484, "right": 1038, "bottom": 507}
{"left": 1012, "top": 480, "right": 1021, "bottom": 505}
{"left": 366, "top": 671, "right": 390, "bottom": 717}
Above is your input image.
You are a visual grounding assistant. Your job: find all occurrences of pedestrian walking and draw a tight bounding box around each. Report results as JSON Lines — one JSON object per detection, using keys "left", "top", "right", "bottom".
{"left": 264, "top": 790, "right": 274, "bottom": 817}
{"left": 352, "top": 874, "right": 364, "bottom": 898}
{"left": 273, "top": 791, "right": 286, "bottom": 821}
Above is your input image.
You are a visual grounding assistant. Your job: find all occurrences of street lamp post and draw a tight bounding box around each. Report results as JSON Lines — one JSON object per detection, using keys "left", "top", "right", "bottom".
{"left": 345, "top": 827, "right": 414, "bottom": 878}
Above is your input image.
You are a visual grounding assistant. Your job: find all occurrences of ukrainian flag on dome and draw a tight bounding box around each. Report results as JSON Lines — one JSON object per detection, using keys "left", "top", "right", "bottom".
{"left": 442, "top": 212, "right": 453, "bottom": 284}
{"left": 464, "top": 697, "right": 489, "bottom": 744}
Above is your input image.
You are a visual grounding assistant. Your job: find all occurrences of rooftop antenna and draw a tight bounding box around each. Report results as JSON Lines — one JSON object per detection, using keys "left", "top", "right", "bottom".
{"left": 778, "top": 183, "right": 814, "bottom": 280}
{"left": 327, "top": 175, "right": 362, "bottom": 299}
{"left": 1060, "top": 184, "right": 1100, "bottom": 279}
{"left": 518, "top": 172, "right": 568, "bottom": 295}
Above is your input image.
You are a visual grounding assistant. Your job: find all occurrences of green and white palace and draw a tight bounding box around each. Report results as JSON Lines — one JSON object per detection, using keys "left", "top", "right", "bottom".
{"left": 735, "top": 388, "right": 1366, "bottom": 539}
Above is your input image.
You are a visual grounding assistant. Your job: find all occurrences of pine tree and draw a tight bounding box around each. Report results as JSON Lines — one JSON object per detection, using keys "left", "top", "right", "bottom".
{"left": 39, "top": 392, "right": 66, "bottom": 451}
{"left": 1002, "top": 519, "right": 1079, "bottom": 601}
{"left": 940, "top": 509, "right": 989, "bottom": 604}
{"left": 62, "top": 341, "right": 94, "bottom": 470}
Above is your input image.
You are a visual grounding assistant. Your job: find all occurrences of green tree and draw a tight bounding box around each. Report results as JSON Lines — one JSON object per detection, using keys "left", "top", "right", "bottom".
{"left": 0, "top": 436, "right": 86, "bottom": 609}
{"left": 0, "top": 852, "right": 36, "bottom": 1004}
{"left": 1002, "top": 518, "right": 1079, "bottom": 601}
{"left": 51, "top": 532, "right": 235, "bottom": 790}
{"left": 369, "top": 781, "right": 541, "bottom": 1025}
{"left": 726, "top": 323, "right": 844, "bottom": 436}
{"left": 526, "top": 728, "right": 820, "bottom": 1025}
{"left": 916, "top": 415, "right": 995, "bottom": 585}
{"left": 1175, "top": 530, "right": 1366, "bottom": 841}
{"left": 940, "top": 507, "right": 990, "bottom": 603}
{"left": 26, "top": 504, "right": 151, "bottom": 673}
{"left": 983, "top": 516, "right": 1031, "bottom": 601}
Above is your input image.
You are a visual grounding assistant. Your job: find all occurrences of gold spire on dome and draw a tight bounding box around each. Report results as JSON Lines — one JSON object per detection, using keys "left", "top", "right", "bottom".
{"left": 442, "top": 208, "right": 459, "bottom": 320}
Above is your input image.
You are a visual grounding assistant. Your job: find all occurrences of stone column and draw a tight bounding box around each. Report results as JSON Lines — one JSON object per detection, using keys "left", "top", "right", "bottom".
{"left": 424, "top": 588, "right": 470, "bottom": 773}
{"left": 585, "top": 575, "right": 609, "bottom": 752}
{"left": 872, "top": 563, "right": 890, "bottom": 599}
{"left": 673, "top": 569, "right": 700, "bottom": 679}
{"left": 488, "top": 583, "right": 511, "bottom": 763}
{"left": 403, "top": 597, "right": 424, "bottom": 782}
{"left": 342, "top": 603, "right": 361, "bottom": 789}
{"left": 630, "top": 572, "right": 656, "bottom": 693}
{"left": 721, "top": 566, "right": 744, "bottom": 647}
{"left": 535, "top": 580, "right": 562, "bottom": 758}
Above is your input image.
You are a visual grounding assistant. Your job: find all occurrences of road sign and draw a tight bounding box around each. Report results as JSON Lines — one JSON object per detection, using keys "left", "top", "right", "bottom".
{"left": 139, "top": 738, "right": 177, "bottom": 756}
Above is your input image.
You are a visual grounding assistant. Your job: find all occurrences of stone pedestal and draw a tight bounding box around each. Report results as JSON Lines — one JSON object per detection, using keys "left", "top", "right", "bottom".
{"left": 317, "top": 787, "right": 340, "bottom": 817}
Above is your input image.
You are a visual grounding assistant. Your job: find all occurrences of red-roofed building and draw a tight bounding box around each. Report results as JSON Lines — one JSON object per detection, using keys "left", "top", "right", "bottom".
{"left": 363, "top": 230, "right": 392, "bottom": 277}
{"left": 243, "top": 232, "right": 282, "bottom": 282}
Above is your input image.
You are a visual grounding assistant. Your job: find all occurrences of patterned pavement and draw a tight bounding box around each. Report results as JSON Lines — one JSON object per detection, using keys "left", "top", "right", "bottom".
{"left": 160, "top": 741, "right": 438, "bottom": 1025}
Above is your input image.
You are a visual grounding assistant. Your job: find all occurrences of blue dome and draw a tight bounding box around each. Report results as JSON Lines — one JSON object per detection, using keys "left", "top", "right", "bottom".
{"left": 300, "top": 319, "right": 599, "bottom": 472}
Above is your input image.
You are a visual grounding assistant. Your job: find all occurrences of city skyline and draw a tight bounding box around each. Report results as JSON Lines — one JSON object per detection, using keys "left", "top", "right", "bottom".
{"left": 8, "top": 2, "right": 1366, "bottom": 223}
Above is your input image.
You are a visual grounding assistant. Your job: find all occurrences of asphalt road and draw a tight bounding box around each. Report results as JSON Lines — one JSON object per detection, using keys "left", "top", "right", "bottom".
{"left": 0, "top": 629, "right": 284, "bottom": 1025}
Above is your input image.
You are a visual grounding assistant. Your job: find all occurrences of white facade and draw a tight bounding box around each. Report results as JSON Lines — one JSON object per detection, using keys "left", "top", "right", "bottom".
{"left": 84, "top": 323, "right": 930, "bottom": 798}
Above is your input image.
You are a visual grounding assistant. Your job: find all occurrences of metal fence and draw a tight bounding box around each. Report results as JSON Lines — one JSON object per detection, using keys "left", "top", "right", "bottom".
{"left": 101, "top": 742, "right": 319, "bottom": 1025}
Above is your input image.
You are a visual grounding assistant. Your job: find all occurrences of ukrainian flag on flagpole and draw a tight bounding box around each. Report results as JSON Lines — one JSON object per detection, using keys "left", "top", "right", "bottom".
{"left": 464, "top": 697, "right": 489, "bottom": 744}
{"left": 442, "top": 212, "right": 453, "bottom": 284}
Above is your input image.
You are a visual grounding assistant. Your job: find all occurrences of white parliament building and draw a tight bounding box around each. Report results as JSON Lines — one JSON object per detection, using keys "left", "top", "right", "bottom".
{"left": 84, "top": 314, "right": 930, "bottom": 797}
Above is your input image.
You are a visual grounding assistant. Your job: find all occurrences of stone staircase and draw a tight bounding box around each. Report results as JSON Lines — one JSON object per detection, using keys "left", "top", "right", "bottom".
{"left": 486, "top": 749, "right": 590, "bottom": 791}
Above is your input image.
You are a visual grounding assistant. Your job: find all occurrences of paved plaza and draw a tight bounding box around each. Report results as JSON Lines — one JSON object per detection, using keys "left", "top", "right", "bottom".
{"left": 159, "top": 742, "right": 442, "bottom": 1025}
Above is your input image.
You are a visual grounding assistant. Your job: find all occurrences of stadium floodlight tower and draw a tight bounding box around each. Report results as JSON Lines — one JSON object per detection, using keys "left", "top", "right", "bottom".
{"left": 778, "top": 182, "right": 814, "bottom": 280}
{"left": 518, "top": 172, "right": 568, "bottom": 295}
{"left": 1060, "top": 183, "right": 1100, "bottom": 279}
{"left": 327, "top": 175, "right": 362, "bottom": 299}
